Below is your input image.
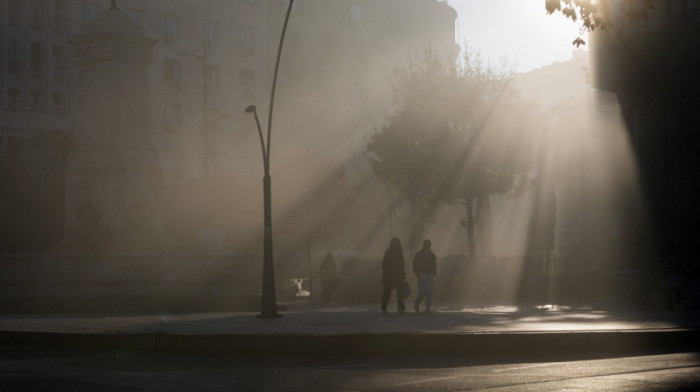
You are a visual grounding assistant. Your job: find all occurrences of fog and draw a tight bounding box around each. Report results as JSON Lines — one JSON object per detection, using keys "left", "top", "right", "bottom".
{"left": 0, "top": 0, "right": 661, "bottom": 311}
{"left": 176, "top": 45, "right": 647, "bottom": 305}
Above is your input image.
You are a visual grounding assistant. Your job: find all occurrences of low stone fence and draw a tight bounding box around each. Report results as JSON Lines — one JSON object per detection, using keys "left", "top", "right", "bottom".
{"left": 0, "top": 251, "right": 258, "bottom": 313}
{"left": 315, "top": 255, "right": 657, "bottom": 307}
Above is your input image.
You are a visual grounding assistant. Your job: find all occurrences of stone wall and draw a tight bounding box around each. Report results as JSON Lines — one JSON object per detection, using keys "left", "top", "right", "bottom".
{"left": 0, "top": 251, "right": 258, "bottom": 313}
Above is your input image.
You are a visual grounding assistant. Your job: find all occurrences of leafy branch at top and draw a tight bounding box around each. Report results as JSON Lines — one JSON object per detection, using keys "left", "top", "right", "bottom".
{"left": 545, "top": 0, "right": 654, "bottom": 47}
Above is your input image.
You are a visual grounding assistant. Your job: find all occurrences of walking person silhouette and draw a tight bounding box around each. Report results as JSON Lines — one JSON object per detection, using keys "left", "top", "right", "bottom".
{"left": 413, "top": 239, "right": 436, "bottom": 313}
{"left": 381, "top": 237, "right": 406, "bottom": 315}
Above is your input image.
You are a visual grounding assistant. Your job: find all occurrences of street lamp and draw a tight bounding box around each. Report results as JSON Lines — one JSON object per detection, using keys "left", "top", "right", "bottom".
{"left": 245, "top": 0, "right": 295, "bottom": 319}
{"left": 246, "top": 104, "right": 277, "bottom": 318}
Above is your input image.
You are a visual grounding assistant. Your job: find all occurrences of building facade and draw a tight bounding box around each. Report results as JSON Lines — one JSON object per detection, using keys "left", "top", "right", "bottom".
{"left": 590, "top": 0, "right": 700, "bottom": 263}
{"left": 1, "top": 0, "right": 269, "bottom": 179}
{"left": 0, "top": 0, "right": 271, "bottom": 250}
{"left": 0, "top": 0, "right": 457, "bottom": 251}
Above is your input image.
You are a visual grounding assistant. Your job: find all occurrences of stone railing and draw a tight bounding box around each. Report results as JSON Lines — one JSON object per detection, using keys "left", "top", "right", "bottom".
{"left": 0, "top": 251, "right": 258, "bottom": 313}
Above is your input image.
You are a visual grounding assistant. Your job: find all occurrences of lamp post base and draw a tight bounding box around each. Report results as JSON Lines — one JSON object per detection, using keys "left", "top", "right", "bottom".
{"left": 257, "top": 174, "right": 280, "bottom": 319}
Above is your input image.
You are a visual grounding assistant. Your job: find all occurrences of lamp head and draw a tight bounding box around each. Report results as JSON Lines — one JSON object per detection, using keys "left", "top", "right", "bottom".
{"left": 245, "top": 105, "right": 257, "bottom": 113}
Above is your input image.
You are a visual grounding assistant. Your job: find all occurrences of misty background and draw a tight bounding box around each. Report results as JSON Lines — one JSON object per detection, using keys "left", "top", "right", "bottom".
{"left": 0, "top": 0, "right": 671, "bottom": 308}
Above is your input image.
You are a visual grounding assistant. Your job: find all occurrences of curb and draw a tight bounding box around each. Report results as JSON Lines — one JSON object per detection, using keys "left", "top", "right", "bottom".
{"left": 2, "top": 329, "right": 699, "bottom": 356}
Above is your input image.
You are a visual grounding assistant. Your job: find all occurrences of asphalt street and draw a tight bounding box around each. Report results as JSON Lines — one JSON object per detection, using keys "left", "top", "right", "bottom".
{"left": 1, "top": 345, "right": 700, "bottom": 391}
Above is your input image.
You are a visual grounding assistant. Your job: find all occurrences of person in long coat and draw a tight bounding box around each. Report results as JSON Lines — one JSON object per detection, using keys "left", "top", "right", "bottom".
{"left": 381, "top": 237, "right": 406, "bottom": 314}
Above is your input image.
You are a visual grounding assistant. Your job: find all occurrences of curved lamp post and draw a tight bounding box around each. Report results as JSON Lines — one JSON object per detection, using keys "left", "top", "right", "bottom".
{"left": 245, "top": 0, "right": 295, "bottom": 319}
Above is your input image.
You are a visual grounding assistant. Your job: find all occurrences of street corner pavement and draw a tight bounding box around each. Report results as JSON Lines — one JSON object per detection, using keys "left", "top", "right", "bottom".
{"left": 1, "top": 303, "right": 699, "bottom": 356}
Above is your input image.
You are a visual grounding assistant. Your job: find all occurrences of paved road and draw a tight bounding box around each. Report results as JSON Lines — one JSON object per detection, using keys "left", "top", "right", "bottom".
{"left": 1, "top": 345, "right": 699, "bottom": 391}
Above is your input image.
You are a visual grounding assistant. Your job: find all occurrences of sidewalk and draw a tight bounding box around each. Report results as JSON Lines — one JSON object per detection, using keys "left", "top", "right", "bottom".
{"left": 1, "top": 303, "right": 699, "bottom": 356}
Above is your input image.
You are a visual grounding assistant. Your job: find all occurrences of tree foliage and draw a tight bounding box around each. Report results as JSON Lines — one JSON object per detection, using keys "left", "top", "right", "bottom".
{"left": 545, "top": 0, "right": 654, "bottom": 46}
{"left": 366, "top": 48, "right": 539, "bottom": 253}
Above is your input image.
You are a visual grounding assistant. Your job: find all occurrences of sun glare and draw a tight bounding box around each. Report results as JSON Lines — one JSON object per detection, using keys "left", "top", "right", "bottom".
{"left": 449, "top": 0, "right": 589, "bottom": 73}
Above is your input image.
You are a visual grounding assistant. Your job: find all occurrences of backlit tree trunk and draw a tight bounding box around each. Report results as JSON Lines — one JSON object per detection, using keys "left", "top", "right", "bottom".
{"left": 466, "top": 197, "right": 475, "bottom": 260}
{"left": 477, "top": 194, "right": 493, "bottom": 258}
{"left": 409, "top": 200, "right": 425, "bottom": 256}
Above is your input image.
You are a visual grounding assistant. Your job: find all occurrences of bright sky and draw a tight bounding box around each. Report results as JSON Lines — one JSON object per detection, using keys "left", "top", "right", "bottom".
{"left": 446, "top": 0, "right": 588, "bottom": 74}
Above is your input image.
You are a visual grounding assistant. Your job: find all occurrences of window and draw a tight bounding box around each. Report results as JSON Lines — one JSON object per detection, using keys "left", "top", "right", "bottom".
{"left": 30, "top": 0, "right": 42, "bottom": 29}
{"left": 687, "top": 0, "right": 699, "bottom": 23}
{"left": 164, "top": 59, "right": 181, "bottom": 83}
{"left": 238, "top": 68, "right": 255, "bottom": 88}
{"left": 239, "top": 26, "right": 255, "bottom": 52}
{"left": 202, "top": 20, "right": 219, "bottom": 44}
{"left": 165, "top": 15, "right": 181, "bottom": 42}
{"left": 207, "top": 108, "right": 221, "bottom": 130}
{"left": 52, "top": 45, "right": 64, "bottom": 64}
{"left": 284, "top": 32, "right": 300, "bottom": 58}
{"left": 7, "top": 42, "right": 18, "bottom": 61}
{"left": 30, "top": 90, "right": 40, "bottom": 111}
{"left": 52, "top": 45, "right": 64, "bottom": 79}
{"left": 53, "top": 0, "right": 66, "bottom": 31}
{"left": 204, "top": 64, "right": 219, "bottom": 88}
{"left": 165, "top": 104, "right": 182, "bottom": 131}
{"left": 8, "top": 0, "right": 20, "bottom": 26}
{"left": 83, "top": 2, "right": 101, "bottom": 23}
{"left": 123, "top": 8, "right": 142, "bottom": 23}
{"left": 239, "top": 68, "right": 255, "bottom": 96}
{"left": 350, "top": 4, "right": 361, "bottom": 22}
{"left": 669, "top": 0, "right": 683, "bottom": 25}
{"left": 352, "top": 86, "right": 361, "bottom": 106}
{"left": 30, "top": 43, "right": 42, "bottom": 77}
{"left": 7, "top": 41, "right": 19, "bottom": 75}
{"left": 7, "top": 89, "right": 19, "bottom": 110}
{"left": 53, "top": 93, "right": 66, "bottom": 115}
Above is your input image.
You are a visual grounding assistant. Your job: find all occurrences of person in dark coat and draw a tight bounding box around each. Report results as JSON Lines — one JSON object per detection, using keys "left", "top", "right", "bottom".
{"left": 381, "top": 237, "right": 406, "bottom": 314}
{"left": 413, "top": 239, "right": 437, "bottom": 313}
{"left": 319, "top": 252, "right": 337, "bottom": 304}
